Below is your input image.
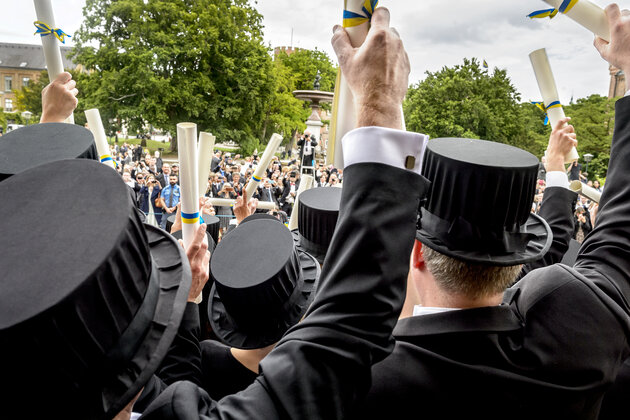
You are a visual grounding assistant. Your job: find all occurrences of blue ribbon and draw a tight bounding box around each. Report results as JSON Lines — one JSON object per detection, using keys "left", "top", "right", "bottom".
{"left": 34, "top": 21, "right": 71, "bottom": 44}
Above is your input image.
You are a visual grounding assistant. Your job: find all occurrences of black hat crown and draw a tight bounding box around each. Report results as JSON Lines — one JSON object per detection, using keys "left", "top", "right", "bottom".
{"left": 0, "top": 123, "right": 97, "bottom": 181}
{"left": 295, "top": 187, "right": 342, "bottom": 264}
{"left": 416, "top": 138, "right": 552, "bottom": 266}
{"left": 0, "top": 159, "right": 190, "bottom": 418}
{"left": 209, "top": 219, "right": 320, "bottom": 349}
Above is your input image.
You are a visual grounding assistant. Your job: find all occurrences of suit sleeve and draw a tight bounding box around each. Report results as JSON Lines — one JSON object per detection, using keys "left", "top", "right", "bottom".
{"left": 518, "top": 187, "right": 577, "bottom": 278}
{"left": 575, "top": 96, "right": 630, "bottom": 318}
{"left": 156, "top": 302, "right": 203, "bottom": 387}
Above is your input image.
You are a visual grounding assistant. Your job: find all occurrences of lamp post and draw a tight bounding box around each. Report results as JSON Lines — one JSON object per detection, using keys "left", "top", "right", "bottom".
{"left": 21, "top": 111, "right": 33, "bottom": 125}
{"left": 583, "top": 153, "right": 594, "bottom": 177}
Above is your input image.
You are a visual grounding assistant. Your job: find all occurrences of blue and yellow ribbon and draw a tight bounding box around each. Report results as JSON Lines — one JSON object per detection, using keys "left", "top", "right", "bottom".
{"left": 532, "top": 101, "right": 562, "bottom": 125}
{"left": 252, "top": 175, "right": 262, "bottom": 183}
{"left": 181, "top": 212, "right": 200, "bottom": 225}
{"left": 483, "top": 59, "right": 489, "bottom": 69}
{"left": 34, "top": 21, "right": 71, "bottom": 44}
{"left": 559, "top": 0, "right": 579, "bottom": 14}
{"left": 528, "top": 0, "right": 579, "bottom": 20}
{"left": 527, "top": 8, "right": 559, "bottom": 19}
{"left": 100, "top": 154, "right": 114, "bottom": 164}
{"left": 343, "top": 0, "right": 379, "bottom": 28}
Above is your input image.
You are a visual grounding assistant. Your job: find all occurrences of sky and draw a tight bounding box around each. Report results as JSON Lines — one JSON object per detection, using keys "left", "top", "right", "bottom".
{"left": 2, "top": 0, "right": 628, "bottom": 103}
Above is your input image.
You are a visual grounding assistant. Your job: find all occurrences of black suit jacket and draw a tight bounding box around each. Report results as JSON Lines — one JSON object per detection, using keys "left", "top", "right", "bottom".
{"left": 140, "top": 161, "right": 429, "bottom": 419}
{"left": 351, "top": 96, "right": 630, "bottom": 419}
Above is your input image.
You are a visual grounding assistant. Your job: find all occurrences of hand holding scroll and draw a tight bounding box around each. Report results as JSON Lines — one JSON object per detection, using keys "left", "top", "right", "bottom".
{"left": 331, "top": 7, "right": 409, "bottom": 129}
{"left": 40, "top": 72, "right": 78, "bottom": 123}
{"left": 546, "top": 117, "right": 578, "bottom": 172}
{"left": 594, "top": 5, "right": 630, "bottom": 76}
{"left": 180, "top": 223, "right": 210, "bottom": 303}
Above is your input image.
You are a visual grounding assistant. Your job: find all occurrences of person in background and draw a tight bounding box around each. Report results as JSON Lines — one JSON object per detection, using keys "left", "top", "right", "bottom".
{"left": 160, "top": 174, "right": 181, "bottom": 230}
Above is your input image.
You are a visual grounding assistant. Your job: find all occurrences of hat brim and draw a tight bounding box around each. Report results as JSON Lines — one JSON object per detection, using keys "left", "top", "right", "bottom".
{"left": 291, "top": 229, "right": 326, "bottom": 265}
{"left": 103, "top": 224, "right": 191, "bottom": 417}
{"left": 208, "top": 250, "right": 321, "bottom": 349}
{"left": 415, "top": 213, "right": 552, "bottom": 266}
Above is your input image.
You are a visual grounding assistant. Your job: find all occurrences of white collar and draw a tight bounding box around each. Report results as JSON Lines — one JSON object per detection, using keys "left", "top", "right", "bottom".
{"left": 412, "top": 305, "right": 459, "bottom": 316}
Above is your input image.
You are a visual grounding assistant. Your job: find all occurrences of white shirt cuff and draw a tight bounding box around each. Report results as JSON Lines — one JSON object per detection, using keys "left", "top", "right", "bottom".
{"left": 545, "top": 171, "right": 570, "bottom": 189}
{"left": 342, "top": 127, "right": 429, "bottom": 174}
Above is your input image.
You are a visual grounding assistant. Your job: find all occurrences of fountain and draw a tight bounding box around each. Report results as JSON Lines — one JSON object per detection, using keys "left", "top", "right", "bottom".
{"left": 293, "top": 70, "right": 334, "bottom": 146}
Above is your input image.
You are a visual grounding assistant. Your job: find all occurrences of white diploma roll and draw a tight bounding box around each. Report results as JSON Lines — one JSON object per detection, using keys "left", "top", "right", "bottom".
{"left": 569, "top": 180, "right": 602, "bottom": 203}
{"left": 328, "top": 0, "right": 405, "bottom": 169}
{"left": 33, "top": 0, "right": 74, "bottom": 124}
{"left": 177, "top": 123, "right": 200, "bottom": 251}
{"left": 244, "top": 133, "right": 283, "bottom": 199}
{"left": 529, "top": 48, "right": 579, "bottom": 163}
{"left": 207, "top": 198, "right": 277, "bottom": 210}
{"left": 197, "top": 132, "right": 216, "bottom": 198}
{"left": 288, "top": 174, "right": 315, "bottom": 231}
{"left": 543, "top": 0, "right": 610, "bottom": 41}
{"left": 85, "top": 109, "right": 116, "bottom": 170}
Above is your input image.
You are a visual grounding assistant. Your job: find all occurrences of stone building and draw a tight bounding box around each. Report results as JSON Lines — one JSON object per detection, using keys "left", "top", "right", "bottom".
{"left": 609, "top": 64, "right": 627, "bottom": 99}
{"left": 0, "top": 42, "right": 76, "bottom": 114}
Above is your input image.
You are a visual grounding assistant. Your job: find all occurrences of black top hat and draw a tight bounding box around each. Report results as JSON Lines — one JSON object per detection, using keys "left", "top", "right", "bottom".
{"left": 0, "top": 159, "right": 191, "bottom": 419}
{"left": 292, "top": 187, "right": 342, "bottom": 264}
{"left": 202, "top": 214, "right": 221, "bottom": 244}
{"left": 0, "top": 123, "right": 98, "bottom": 182}
{"left": 416, "top": 138, "right": 552, "bottom": 266}
{"left": 209, "top": 219, "right": 321, "bottom": 349}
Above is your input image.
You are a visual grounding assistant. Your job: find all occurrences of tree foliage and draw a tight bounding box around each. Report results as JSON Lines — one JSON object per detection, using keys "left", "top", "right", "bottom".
{"left": 275, "top": 48, "right": 337, "bottom": 93}
{"left": 73, "top": 0, "right": 277, "bottom": 153}
{"left": 404, "top": 58, "right": 616, "bottom": 180}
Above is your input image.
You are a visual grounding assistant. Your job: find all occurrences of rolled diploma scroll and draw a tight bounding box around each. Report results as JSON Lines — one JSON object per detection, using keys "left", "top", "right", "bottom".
{"left": 543, "top": 0, "right": 609, "bottom": 41}
{"left": 288, "top": 174, "right": 315, "bottom": 231}
{"left": 198, "top": 132, "right": 216, "bottom": 198}
{"left": 177, "top": 123, "right": 200, "bottom": 250}
{"left": 529, "top": 48, "right": 579, "bottom": 163}
{"left": 244, "top": 133, "right": 283, "bottom": 199}
{"left": 84, "top": 109, "right": 116, "bottom": 169}
{"left": 327, "top": 0, "right": 405, "bottom": 169}
{"left": 207, "top": 198, "right": 278, "bottom": 210}
{"left": 33, "top": 0, "right": 74, "bottom": 124}
{"left": 569, "top": 180, "right": 602, "bottom": 203}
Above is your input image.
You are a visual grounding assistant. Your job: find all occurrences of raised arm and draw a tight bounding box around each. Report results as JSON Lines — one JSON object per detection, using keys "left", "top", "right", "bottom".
{"left": 576, "top": 4, "right": 630, "bottom": 304}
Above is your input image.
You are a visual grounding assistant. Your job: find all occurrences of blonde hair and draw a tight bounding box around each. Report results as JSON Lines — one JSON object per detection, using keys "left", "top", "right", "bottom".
{"left": 423, "top": 247, "right": 521, "bottom": 299}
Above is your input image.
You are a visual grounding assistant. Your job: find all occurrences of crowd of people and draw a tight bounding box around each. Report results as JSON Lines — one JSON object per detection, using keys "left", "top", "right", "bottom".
{"left": 115, "top": 143, "right": 343, "bottom": 234}
{"left": 3, "top": 4, "right": 630, "bottom": 420}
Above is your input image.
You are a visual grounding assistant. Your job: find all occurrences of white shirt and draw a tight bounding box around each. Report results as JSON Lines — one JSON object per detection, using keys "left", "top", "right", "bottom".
{"left": 342, "top": 126, "right": 428, "bottom": 174}
{"left": 626, "top": 89, "right": 630, "bottom": 97}
{"left": 413, "top": 305, "right": 460, "bottom": 316}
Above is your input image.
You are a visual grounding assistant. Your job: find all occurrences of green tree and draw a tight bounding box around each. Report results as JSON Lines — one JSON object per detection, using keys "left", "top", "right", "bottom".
{"left": 404, "top": 58, "right": 526, "bottom": 147}
{"left": 564, "top": 94, "right": 617, "bottom": 180}
{"left": 73, "top": 0, "right": 276, "bottom": 153}
{"left": 275, "top": 48, "right": 337, "bottom": 92}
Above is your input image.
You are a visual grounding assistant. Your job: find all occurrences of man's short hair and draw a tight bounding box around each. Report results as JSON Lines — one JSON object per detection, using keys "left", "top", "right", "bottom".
{"left": 423, "top": 246, "right": 521, "bottom": 299}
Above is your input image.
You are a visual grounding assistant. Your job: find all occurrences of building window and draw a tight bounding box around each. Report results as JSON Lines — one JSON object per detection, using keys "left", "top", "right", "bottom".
{"left": 5, "top": 98, "right": 13, "bottom": 112}
{"left": 4, "top": 76, "right": 12, "bottom": 91}
{"left": 22, "top": 77, "right": 30, "bottom": 87}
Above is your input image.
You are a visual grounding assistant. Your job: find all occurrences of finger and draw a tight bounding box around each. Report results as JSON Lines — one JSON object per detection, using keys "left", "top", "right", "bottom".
{"left": 390, "top": 27, "right": 401, "bottom": 38}
{"left": 371, "top": 7, "right": 391, "bottom": 30}
{"left": 66, "top": 79, "right": 77, "bottom": 90}
{"left": 594, "top": 35, "right": 609, "bottom": 54}
{"left": 70, "top": 88, "right": 79, "bottom": 97}
{"left": 562, "top": 123, "right": 575, "bottom": 134}
{"left": 331, "top": 26, "right": 354, "bottom": 67}
{"left": 622, "top": 9, "right": 630, "bottom": 17}
{"left": 55, "top": 72, "right": 72, "bottom": 84}
{"left": 242, "top": 189, "right": 248, "bottom": 202}
{"left": 605, "top": 3, "right": 621, "bottom": 26}
{"left": 553, "top": 117, "right": 571, "bottom": 132}
{"left": 202, "top": 250, "right": 210, "bottom": 274}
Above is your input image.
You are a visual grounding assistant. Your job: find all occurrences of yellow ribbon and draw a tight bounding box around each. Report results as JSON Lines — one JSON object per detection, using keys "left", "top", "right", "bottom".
{"left": 343, "top": 0, "right": 379, "bottom": 28}
{"left": 34, "top": 21, "right": 71, "bottom": 44}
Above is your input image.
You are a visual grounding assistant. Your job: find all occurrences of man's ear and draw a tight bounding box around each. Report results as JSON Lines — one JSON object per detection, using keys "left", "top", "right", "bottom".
{"left": 412, "top": 240, "right": 425, "bottom": 269}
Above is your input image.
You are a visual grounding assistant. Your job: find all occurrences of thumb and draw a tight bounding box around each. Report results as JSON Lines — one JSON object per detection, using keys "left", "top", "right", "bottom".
{"left": 331, "top": 25, "right": 354, "bottom": 68}
{"left": 55, "top": 72, "right": 72, "bottom": 84}
{"left": 593, "top": 35, "right": 609, "bottom": 55}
